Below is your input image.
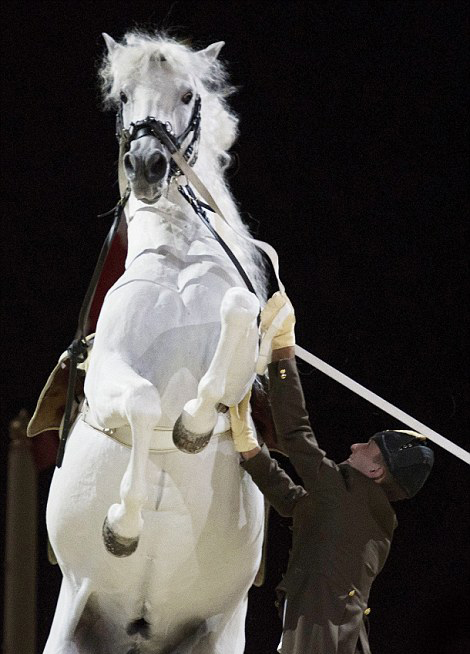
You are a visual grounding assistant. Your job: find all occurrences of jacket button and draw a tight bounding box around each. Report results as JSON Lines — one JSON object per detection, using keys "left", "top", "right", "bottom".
{"left": 364, "top": 608, "right": 371, "bottom": 616}
{"left": 280, "top": 368, "right": 287, "bottom": 379}
{"left": 348, "top": 590, "right": 356, "bottom": 597}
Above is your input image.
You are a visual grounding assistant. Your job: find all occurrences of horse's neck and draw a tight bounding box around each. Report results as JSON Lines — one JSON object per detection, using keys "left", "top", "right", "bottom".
{"left": 125, "top": 194, "right": 198, "bottom": 268}
{"left": 125, "top": 161, "right": 240, "bottom": 268}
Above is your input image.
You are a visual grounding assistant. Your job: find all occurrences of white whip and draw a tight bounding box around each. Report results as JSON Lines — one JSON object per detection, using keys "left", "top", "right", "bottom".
{"left": 164, "top": 142, "right": 469, "bottom": 465}
{"left": 295, "top": 345, "right": 470, "bottom": 465}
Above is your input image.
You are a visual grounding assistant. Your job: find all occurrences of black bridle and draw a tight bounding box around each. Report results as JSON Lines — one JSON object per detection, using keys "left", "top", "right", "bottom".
{"left": 116, "top": 94, "right": 202, "bottom": 176}
{"left": 55, "top": 189, "right": 130, "bottom": 467}
{"left": 115, "top": 92, "right": 256, "bottom": 295}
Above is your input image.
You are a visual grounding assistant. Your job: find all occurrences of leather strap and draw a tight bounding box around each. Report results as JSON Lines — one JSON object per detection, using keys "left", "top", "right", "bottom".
{"left": 170, "top": 149, "right": 285, "bottom": 295}
{"left": 80, "top": 402, "right": 231, "bottom": 453}
{"left": 56, "top": 189, "right": 130, "bottom": 467}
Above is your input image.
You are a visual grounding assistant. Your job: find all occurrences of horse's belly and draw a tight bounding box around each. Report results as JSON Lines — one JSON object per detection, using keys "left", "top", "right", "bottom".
{"left": 47, "top": 418, "right": 263, "bottom": 639}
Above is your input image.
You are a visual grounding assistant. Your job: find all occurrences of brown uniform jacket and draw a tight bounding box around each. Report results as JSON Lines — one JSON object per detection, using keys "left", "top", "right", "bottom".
{"left": 242, "top": 358, "right": 397, "bottom": 654}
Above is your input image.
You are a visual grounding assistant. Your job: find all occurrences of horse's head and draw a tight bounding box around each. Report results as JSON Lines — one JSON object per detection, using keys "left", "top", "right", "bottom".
{"left": 101, "top": 33, "right": 227, "bottom": 204}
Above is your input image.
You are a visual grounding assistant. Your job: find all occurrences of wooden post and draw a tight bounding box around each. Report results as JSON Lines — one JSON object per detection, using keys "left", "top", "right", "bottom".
{"left": 3, "top": 409, "right": 37, "bottom": 654}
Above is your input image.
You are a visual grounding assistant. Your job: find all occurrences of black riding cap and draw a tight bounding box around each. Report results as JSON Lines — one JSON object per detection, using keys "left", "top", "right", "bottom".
{"left": 371, "top": 430, "right": 434, "bottom": 498}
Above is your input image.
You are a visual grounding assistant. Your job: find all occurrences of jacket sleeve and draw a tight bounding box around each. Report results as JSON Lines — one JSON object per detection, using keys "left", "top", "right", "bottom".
{"left": 267, "top": 358, "right": 326, "bottom": 492}
{"left": 241, "top": 444, "right": 306, "bottom": 517}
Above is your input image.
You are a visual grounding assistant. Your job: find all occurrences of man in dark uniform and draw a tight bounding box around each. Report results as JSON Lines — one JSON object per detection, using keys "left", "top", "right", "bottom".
{"left": 230, "top": 293, "right": 434, "bottom": 654}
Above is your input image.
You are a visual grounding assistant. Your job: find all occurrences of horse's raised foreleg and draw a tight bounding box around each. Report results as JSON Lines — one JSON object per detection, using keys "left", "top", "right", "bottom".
{"left": 86, "top": 356, "right": 161, "bottom": 557}
{"left": 173, "top": 287, "right": 259, "bottom": 453}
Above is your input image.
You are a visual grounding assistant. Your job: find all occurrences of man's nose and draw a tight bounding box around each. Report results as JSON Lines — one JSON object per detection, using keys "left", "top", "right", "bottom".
{"left": 351, "top": 442, "right": 365, "bottom": 452}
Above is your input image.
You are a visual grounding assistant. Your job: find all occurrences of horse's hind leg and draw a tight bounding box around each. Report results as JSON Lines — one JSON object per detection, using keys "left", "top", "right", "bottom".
{"left": 173, "top": 597, "right": 248, "bottom": 653}
{"left": 173, "top": 287, "right": 259, "bottom": 453}
{"left": 43, "top": 577, "right": 93, "bottom": 654}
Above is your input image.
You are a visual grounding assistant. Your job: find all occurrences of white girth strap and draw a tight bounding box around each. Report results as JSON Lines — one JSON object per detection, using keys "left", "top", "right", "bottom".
{"left": 81, "top": 402, "right": 232, "bottom": 453}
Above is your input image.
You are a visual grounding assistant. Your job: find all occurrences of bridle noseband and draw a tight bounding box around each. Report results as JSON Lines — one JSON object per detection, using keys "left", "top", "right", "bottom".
{"left": 116, "top": 95, "right": 202, "bottom": 176}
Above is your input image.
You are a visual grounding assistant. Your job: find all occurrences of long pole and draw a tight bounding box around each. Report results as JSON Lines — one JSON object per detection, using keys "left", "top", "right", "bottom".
{"left": 295, "top": 345, "right": 470, "bottom": 465}
{"left": 4, "top": 410, "right": 37, "bottom": 654}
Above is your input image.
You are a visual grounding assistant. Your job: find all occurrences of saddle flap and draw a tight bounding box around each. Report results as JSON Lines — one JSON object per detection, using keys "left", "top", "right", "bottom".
{"left": 27, "top": 336, "right": 94, "bottom": 437}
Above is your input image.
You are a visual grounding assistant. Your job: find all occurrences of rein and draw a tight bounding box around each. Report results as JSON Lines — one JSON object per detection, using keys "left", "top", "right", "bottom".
{"left": 57, "top": 96, "right": 263, "bottom": 466}
{"left": 117, "top": 95, "right": 202, "bottom": 173}
{"left": 56, "top": 95, "right": 468, "bottom": 467}
{"left": 116, "top": 95, "right": 277, "bottom": 296}
{"left": 116, "top": 99, "right": 470, "bottom": 465}
{"left": 177, "top": 184, "right": 257, "bottom": 296}
{"left": 56, "top": 190, "right": 130, "bottom": 467}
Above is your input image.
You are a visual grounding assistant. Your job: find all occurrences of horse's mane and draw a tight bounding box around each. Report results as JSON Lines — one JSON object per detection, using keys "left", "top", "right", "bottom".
{"left": 98, "top": 30, "right": 268, "bottom": 300}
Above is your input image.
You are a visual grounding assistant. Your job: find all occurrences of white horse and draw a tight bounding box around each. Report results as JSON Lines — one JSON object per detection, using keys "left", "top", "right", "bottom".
{"left": 44, "top": 31, "right": 268, "bottom": 654}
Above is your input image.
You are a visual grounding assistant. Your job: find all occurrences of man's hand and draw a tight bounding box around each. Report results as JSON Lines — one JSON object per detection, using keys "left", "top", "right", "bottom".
{"left": 229, "top": 391, "right": 260, "bottom": 457}
{"left": 256, "top": 292, "right": 296, "bottom": 373}
{"left": 260, "top": 292, "right": 296, "bottom": 350}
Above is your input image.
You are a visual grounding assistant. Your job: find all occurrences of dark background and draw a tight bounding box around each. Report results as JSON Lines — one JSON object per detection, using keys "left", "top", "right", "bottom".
{"left": 1, "top": 1, "right": 469, "bottom": 652}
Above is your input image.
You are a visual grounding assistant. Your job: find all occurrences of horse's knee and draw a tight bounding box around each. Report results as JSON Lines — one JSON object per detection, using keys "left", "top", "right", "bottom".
{"left": 220, "top": 288, "right": 259, "bottom": 326}
{"left": 122, "top": 381, "right": 161, "bottom": 429}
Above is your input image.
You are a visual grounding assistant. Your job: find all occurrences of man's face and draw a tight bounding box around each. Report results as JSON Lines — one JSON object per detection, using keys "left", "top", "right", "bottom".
{"left": 347, "top": 439, "right": 384, "bottom": 478}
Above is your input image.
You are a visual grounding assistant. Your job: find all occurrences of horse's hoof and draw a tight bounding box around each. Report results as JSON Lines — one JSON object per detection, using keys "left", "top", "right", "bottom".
{"left": 172, "top": 415, "right": 213, "bottom": 453}
{"left": 102, "top": 517, "right": 139, "bottom": 557}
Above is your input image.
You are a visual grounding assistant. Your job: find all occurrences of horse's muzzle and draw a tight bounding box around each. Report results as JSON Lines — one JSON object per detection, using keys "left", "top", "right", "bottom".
{"left": 124, "top": 137, "right": 170, "bottom": 201}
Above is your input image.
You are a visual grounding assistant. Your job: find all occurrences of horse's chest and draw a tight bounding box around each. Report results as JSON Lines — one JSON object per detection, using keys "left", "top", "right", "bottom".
{"left": 111, "top": 252, "right": 239, "bottom": 393}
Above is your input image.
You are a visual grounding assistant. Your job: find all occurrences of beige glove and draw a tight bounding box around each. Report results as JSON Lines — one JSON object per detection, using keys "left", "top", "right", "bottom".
{"left": 229, "top": 391, "right": 259, "bottom": 452}
{"left": 260, "top": 292, "right": 296, "bottom": 349}
{"left": 256, "top": 292, "right": 295, "bottom": 374}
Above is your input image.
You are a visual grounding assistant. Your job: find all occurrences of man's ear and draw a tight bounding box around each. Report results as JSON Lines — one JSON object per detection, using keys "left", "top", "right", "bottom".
{"left": 368, "top": 465, "right": 385, "bottom": 481}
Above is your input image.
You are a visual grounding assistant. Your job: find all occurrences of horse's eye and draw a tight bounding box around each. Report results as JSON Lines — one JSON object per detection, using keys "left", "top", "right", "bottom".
{"left": 182, "top": 91, "right": 193, "bottom": 105}
{"left": 120, "top": 91, "right": 128, "bottom": 104}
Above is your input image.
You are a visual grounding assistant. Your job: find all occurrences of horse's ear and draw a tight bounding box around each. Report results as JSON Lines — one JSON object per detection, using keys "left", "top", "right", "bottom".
{"left": 198, "top": 41, "right": 225, "bottom": 63}
{"left": 102, "top": 33, "right": 119, "bottom": 55}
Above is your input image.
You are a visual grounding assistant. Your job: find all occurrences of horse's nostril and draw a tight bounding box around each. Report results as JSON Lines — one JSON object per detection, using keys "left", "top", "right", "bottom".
{"left": 145, "top": 152, "right": 167, "bottom": 184}
{"left": 123, "top": 152, "right": 137, "bottom": 180}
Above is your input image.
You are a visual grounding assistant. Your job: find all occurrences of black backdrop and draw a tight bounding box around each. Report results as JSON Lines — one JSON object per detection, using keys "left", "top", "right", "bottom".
{"left": 1, "top": 2, "right": 469, "bottom": 653}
